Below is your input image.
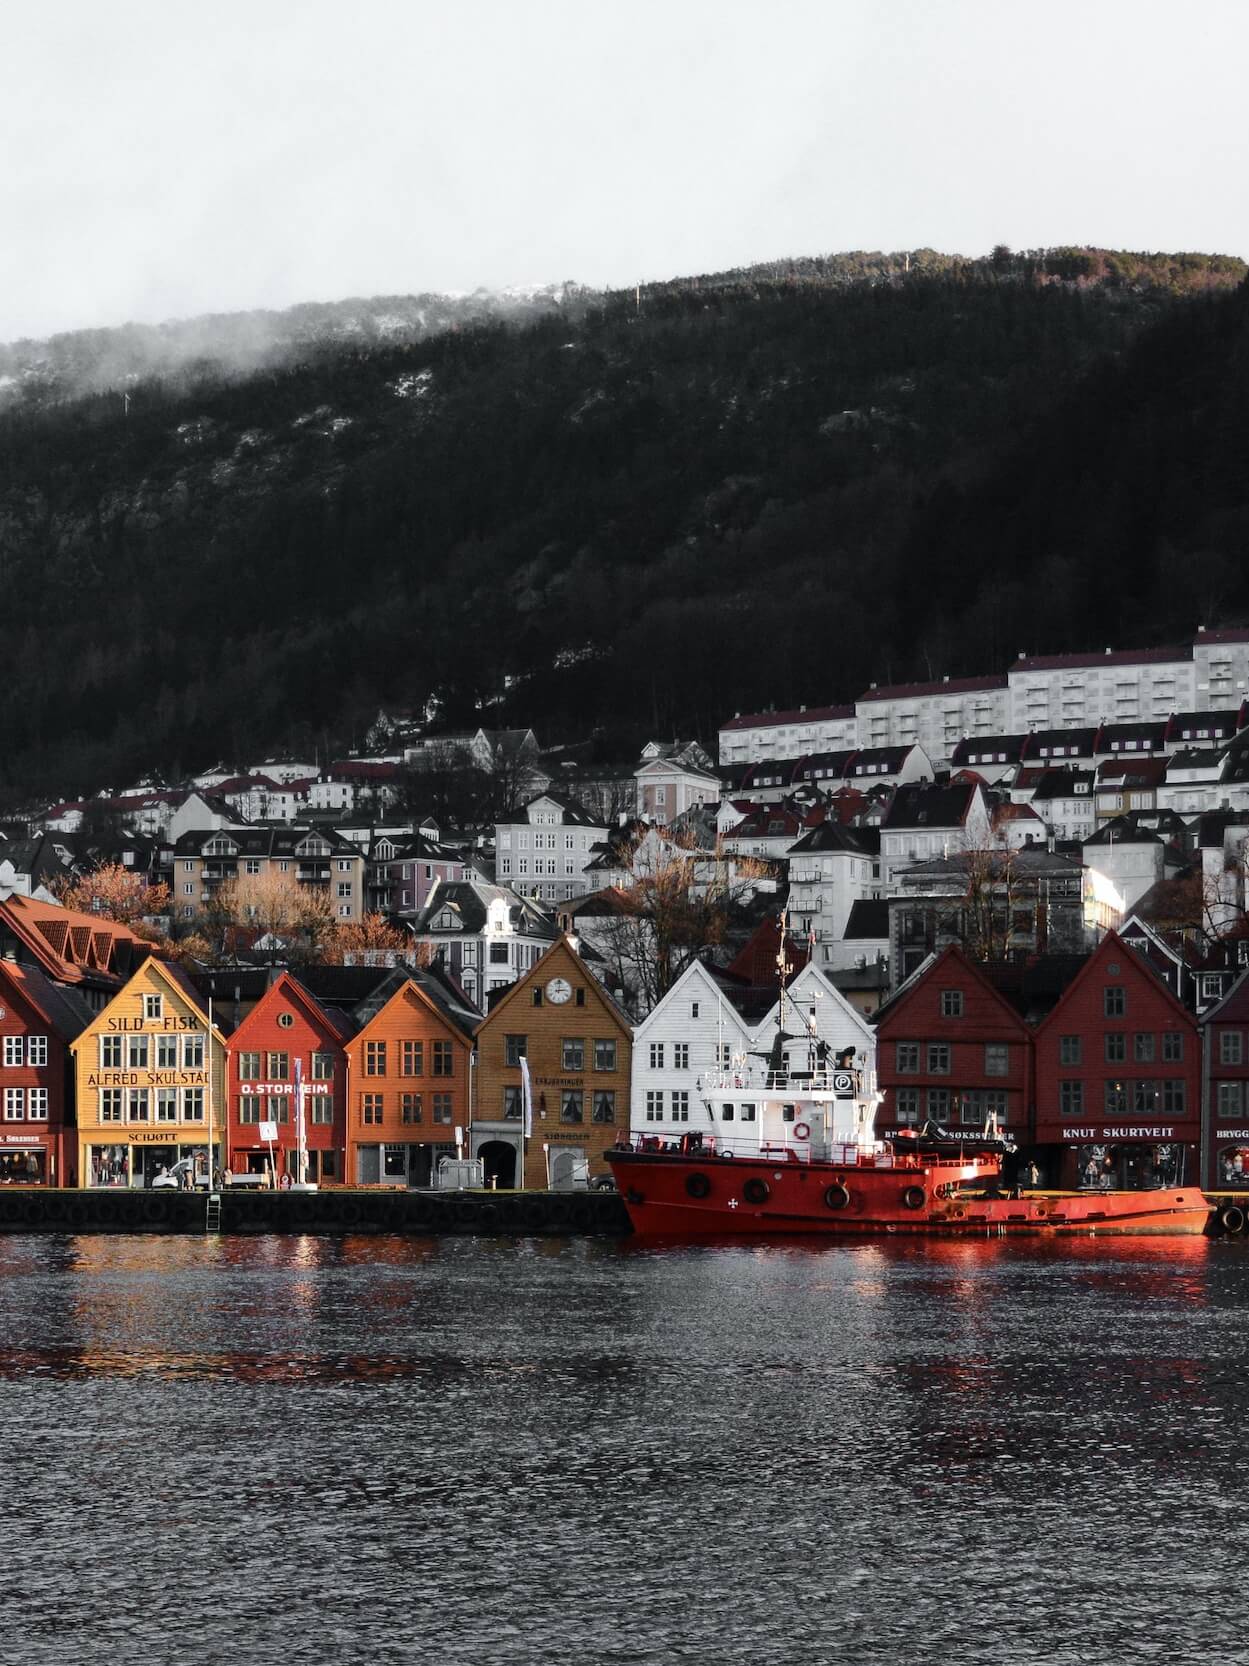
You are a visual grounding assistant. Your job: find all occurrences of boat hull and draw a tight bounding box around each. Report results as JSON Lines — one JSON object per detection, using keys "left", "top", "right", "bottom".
{"left": 605, "top": 1150, "right": 1212, "bottom": 1237}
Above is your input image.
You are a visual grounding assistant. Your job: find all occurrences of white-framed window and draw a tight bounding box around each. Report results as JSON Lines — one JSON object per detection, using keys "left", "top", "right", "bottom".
{"left": 645, "top": 1090, "right": 664, "bottom": 1121}
{"left": 338, "top": 904, "right": 352, "bottom": 917}
{"left": 156, "top": 1034, "right": 178, "bottom": 1068}
{"left": 183, "top": 1088, "right": 205, "bottom": 1122}
{"left": 2, "top": 1037, "right": 22, "bottom": 1067}
{"left": 100, "top": 1089, "right": 123, "bottom": 1123}
{"left": 337, "top": 882, "right": 352, "bottom": 898}
{"left": 671, "top": 1090, "right": 690, "bottom": 1122}
{"left": 27, "top": 1088, "right": 48, "bottom": 1121}
{"left": 245, "top": 859, "right": 261, "bottom": 875}
{"left": 128, "top": 1035, "right": 149, "bottom": 1069}
{"left": 127, "top": 1088, "right": 150, "bottom": 1123}
{"left": 156, "top": 1088, "right": 179, "bottom": 1122}
{"left": 649, "top": 1043, "right": 664, "bottom": 1069}
{"left": 3, "top": 1087, "right": 23, "bottom": 1120}
{"left": 673, "top": 1043, "right": 689, "bottom": 1070}
{"left": 143, "top": 994, "right": 163, "bottom": 1020}
{"left": 182, "top": 1033, "right": 205, "bottom": 1069}
{"left": 27, "top": 1035, "right": 48, "bottom": 1067}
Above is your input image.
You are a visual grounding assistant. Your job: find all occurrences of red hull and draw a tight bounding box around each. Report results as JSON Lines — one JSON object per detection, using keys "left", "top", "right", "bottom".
{"left": 606, "top": 1150, "right": 1212, "bottom": 1237}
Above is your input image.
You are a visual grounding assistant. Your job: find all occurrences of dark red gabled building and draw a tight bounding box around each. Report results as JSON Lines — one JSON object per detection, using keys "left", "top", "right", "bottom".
{"left": 1034, "top": 931, "right": 1200, "bottom": 1189}
{"left": 0, "top": 959, "right": 93, "bottom": 1185}
{"left": 224, "top": 972, "right": 351, "bottom": 1185}
{"left": 1200, "top": 969, "right": 1249, "bottom": 1190}
{"left": 874, "top": 946, "right": 1034, "bottom": 1146}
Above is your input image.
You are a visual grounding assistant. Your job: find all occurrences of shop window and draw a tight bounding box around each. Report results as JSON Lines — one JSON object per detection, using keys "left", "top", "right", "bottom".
{"left": 383, "top": 1146, "right": 407, "bottom": 1180}
{"left": 1217, "top": 1145, "right": 1249, "bottom": 1186}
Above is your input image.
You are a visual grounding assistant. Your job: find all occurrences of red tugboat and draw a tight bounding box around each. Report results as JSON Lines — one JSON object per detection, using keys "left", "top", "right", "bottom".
{"left": 608, "top": 975, "right": 1210, "bottom": 1240}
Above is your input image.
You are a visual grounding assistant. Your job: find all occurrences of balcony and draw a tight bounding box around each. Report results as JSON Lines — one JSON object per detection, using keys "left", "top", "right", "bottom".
{"left": 297, "top": 866, "right": 332, "bottom": 882}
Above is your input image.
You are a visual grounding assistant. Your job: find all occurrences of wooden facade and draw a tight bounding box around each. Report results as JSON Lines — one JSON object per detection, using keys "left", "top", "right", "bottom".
{"left": 224, "top": 971, "right": 349, "bottom": 1185}
{"left": 345, "top": 977, "right": 474, "bottom": 1186}
{"left": 0, "top": 961, "right": 90, "bottom": 1185}
{"left": 70, "top": 959, "right": 227, "bottom": 1188}
{"left": 473, "top": 936, "right": 632, "bottom": 1189}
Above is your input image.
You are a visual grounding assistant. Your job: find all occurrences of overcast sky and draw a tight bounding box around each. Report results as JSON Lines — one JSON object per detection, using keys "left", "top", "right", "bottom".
{"left": 4, "top": 0, "right": 1247, "bottom": 342}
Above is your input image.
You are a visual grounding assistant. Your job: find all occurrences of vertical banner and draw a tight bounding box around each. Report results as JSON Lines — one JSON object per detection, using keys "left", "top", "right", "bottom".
{"left": 520, "top": 1055, "right": 533, "bottom": 1139}
{"left": 294, "top": 1056, "right": 307, "bottom": 1185}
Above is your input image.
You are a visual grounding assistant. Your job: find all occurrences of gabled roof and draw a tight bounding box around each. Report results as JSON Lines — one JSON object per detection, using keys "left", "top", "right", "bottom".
{"left": 847, "top": 745, "right": 922, "bottom": 774}
{"left": 478, "top": 935, "right": 633, "bottom": 1037}
{"left": 0, "top": 958, "right": 94, "bottom": 1041}
{"left": 1164, "top": 710, "right": 1238, "bottom": 740}
{"left": 1028, "top": 767, "right": 1095, "bottom": 801}
{"left": 1095, "top": 758, "right": 1170, "bottom": 788}
{"left": 0, "top": 895, "right": 150, "bottom": 988}
{"left": 788, "top": 820, "right": 875, "bottom": 856}
{"left": 1201, "top": 966, "right": 1249, "bottom": 1024}
{"left": 725, "top": 916, "right": 810, "bottom": 985}
{"left": 844, "top": 899, "right": 889, "bottom": 940}
{"left": 349, "top": 967, "right": 480, "bottom": 1044}
{"left": 1084, "top": 815, "right": 1162, "bottom": 848}
{"left": 949, "top": 735, "right": 1024, "bottom": 765}
{"left": 881, "top": 782, "right": 977, "bottom": 832}
{"left": 1033, "top": 930, "right": 1195, "bottom": 1034}
{"left": 229, "top": 970, "right": 357, "bottom": 1045}
{"left": 872, "top": 944, "right": 1031, "bottom": 1032}
{"left": 1019, "top": 729, "right": 1098, "bottom": 759}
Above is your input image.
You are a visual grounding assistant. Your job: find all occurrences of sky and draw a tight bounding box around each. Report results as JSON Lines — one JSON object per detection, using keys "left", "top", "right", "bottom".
{"left": 4, "top": 0, "right": 1248, "bottom": 342}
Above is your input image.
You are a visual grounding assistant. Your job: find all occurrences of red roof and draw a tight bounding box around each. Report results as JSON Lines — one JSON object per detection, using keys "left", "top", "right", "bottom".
{"left": 1194, "top": 628, "right": 1249, "bottom": 646}
{"left": 726, "top": 917, "right": 812, "bottom": 984}
{"left": 857, "top": 674, "right": 1007, "bottom": 703}
{"left": 1013, "top": 645, "right": 1191, "bottom": 671}
{"left": 720, "top": 705, "right": 855, "bottom": 732}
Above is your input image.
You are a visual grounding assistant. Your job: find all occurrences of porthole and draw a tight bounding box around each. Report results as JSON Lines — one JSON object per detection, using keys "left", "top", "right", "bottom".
{"left": 278, "top": 1012, "right": 294, "bottom": 1028}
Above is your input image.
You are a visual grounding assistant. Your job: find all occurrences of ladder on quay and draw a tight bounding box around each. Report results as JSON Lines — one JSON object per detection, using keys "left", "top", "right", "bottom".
{"left": 205, "top": 1191, "right": 222, "bottom": 1233}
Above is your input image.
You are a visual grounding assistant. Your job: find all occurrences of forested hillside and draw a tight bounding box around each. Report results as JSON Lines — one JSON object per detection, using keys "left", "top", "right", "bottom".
{"left": 1, "top": 247, "right": 1246, "bottom": 808}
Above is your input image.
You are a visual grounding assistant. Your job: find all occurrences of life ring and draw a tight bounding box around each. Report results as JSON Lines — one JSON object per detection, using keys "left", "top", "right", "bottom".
{"left": 901, "top": 1185, "right": 927, "bottom": 1211}
{"left": 793, "top": 1122, "right": 811, "bottom": 1142}
{"left": 742, "top": 1177, "right": 770, "bottom": 1205}
{"left": 685, "top": 1173, "right": 712, "bottom": 1200}
{"left": 1219, "top": 1203, "right": 1246, "bottom": 1236}
{"left": 824, "top": 1182, "right": 850, "bottom": 1211}
{"left": 718, "top": 1148, "right": 734, "bottom": 1160}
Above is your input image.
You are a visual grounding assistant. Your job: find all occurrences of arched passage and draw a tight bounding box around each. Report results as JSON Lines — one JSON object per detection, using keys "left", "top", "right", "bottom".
{"left": 478, "top": 1139, "right": 517, "bottom": 1189}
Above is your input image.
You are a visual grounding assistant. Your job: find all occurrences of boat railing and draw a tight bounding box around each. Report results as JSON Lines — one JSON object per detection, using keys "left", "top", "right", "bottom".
{"left": 698, "top": 1066, "right": 876, "bottom": 1096}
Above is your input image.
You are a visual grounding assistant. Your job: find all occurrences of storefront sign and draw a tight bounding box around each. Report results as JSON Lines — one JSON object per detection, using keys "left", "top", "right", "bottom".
{"left": 106, "top": 1014, "right": 198, "bottom": 1032}
{"left": 259, "top": 1121, "right": 280, "bottom": 1142}
{"left": 240, "top": 1082, "right": 293, "bottom": 1094}
{"left": 86, "top": 1071, "right": 209, "bottom": 1087}
{"left": 126, "top": 1129, "right": 209, "bottom": 1144}
{"left": 533, "top": 1075, "right": 584, "bottom": 1088}
{"left": 1065, "top": 1125, "right": 1177, "bottom": 1141}
{"left": 1216, "top": 1128, "right": 1249, "bottom": 1139}
{"left": 2, "top": 1133, "right": 48, "bottom": 1145}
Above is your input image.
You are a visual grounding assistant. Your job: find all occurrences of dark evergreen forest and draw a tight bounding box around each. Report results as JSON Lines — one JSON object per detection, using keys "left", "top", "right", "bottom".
{"left": 1, "top": 246, "right": 1246, "bottom": 808}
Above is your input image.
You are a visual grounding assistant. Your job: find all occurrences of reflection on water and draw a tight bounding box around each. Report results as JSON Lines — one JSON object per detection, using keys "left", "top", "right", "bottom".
{"left": 0, "top": 1231, "right": 1245, "bottom": 1664}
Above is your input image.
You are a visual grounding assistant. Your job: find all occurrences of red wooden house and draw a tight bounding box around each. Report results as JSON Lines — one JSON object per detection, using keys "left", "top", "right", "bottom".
{"left": 1034, "top": 931, "right": 1200, "bottom": 1189}
{"left": 224, "top": 972, "right": 352, "bottom": 1185}
{"left": 0, "top": 959, "right": 93, "bottom": 1185}
{"left": 874, "top": 946, "right": 1034, "bottom": 1145}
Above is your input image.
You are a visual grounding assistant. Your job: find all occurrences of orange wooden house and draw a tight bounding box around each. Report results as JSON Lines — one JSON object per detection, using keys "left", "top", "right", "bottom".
{"left": 344, "top": 969, "right": 478, "bottom": 1186}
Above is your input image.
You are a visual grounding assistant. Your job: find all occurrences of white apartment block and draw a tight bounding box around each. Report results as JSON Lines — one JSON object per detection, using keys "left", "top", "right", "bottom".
{"left": 718, "top": 705, "right": 857, "bottom": 766}
{"left": 855, "top": 676, "right": 1009, "bottom": 763}
{"left": 494, "top": 794, "right": 607, "bottom": 901}
{"left": 1007, "top": 648, "right": 1196, "bottom": 732}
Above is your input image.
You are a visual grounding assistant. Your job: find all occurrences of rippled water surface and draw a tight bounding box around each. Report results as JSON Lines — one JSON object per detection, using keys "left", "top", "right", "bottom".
{"left": 0, "top": 1231, "right": 1244, "bottom": 1664}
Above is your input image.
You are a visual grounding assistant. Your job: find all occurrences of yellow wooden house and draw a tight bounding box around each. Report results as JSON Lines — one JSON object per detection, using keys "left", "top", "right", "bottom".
{"left": 71, "top": 958, "right": 228, "bottom": 1188}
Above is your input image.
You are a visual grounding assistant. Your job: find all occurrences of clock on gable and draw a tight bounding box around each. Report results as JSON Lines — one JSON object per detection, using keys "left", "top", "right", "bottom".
{"left": 545, "top": 977, "right": 572, "bottom": 1004}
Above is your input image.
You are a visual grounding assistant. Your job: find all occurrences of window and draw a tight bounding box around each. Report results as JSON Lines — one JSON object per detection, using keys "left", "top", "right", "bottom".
{"left": 894, "top": 1088, "right": 920, "bottom": 1126}
{"left": 267, "top": 1051, "right": 290, "bottom": 1080}
{"left": 1220, "top": 1032, "right": 1244, "bottom": 1066}
{"left": 896, "top": 1043, "right": 920, "bottom": 1074}
{"left": 26, "top": 1087, "right": 48, "bottom": 1121}
{"left": 143, "top": 994, "right": 163, "bottom": 1020}
{"left": 1162, "top": 1080, "right": 1187, "bottom": 1115}
{"left": 560, "top": 1090, "right": 583, "bottom": 1123}
{"left": 1104, "top": 1081, "right": 1127, "bottom": 1114}
{"left": 127, "top": 1088, "right": 150, "bottom": 1122}
{"left": 401, "top": 1093, "right": 423, "bottom": 1124}
{"left": 338, "top": 905, "right": 351, "bottom": 918}
{"left": 237, "top": 1051, "right": 260, "bottom": 1081}
{"left": 673, "top": 1042, "right": 689, "bottom": 1070}
{"left": 1134, "top": 1033, "right": 1156, "bottom": 1063}
{"left": 926, "top": 1044, "right": 950, "bottom": 1075}
{"left": 337, "top": 860, "right": 352, "bottom": 873}
{"left": 594, "top": 1039, "right": 617, "bottom": 1072}
{"left": 266, "top": 1095, "right": 288, "bottom": 1125}
{"left": 649, "top": 1043, "right": 665, "bottom": 1069}
{"left": 309, "top": 1095, "right": 333, "bottom": 1125}
{"left": 739, "top": 1102, "right": 757, "bottom": 1122}
{"left": 128, "top": 1035, "right": 148, "bottom": 1069}
{"left": 503, "top": 1086, "right": 523, "bottom": 1119}
{"left": 2, "top": 1088, "right": 22, "bottom": 1120}
{"left": 362, "top": 1093, "right": 384, "bottom": 1124}
{"left": 244, "top": 859, "right": 261, "bottom": 876}
{"left": 720, "top": 1103, "right": 734, "bottom": 1122}
{"left": 645, "top": 1090, "right": 664, "bottom": 1121}
{"left": 562, "top": 1038, "right": 584, "bottom": 1071}
{"left": 2, "top": 1036, "right": 22, "bottom": 1067}
{"left": 401, "top": 1041, "right": 424, "bottom": 1076}
{"left": 1059, "top": 1036, "right": 1082, "bottom": 1066}
{"left": 337, "top": 883, "right": 352, "bottom": 899}
{"left": 311, "top": 1052, "right": 334, "bottom": 1080}
{"left": 984, "top": 1044, "right": 1009, "bottom": 1077}
{"left": 575, "top": 988, "right": 585, "bottom": 1007}
{"left": 183, "top": 1033, "right": 204, "bottom": 1070}
{"left": 364, "top": 1041, "right": 387, "bottom": 1076}
{"left": 1105, "top": 1033, "right": 1126, "bottom": 1063}
{"left": 101, "top": 1089, "right": 123, "bottom": 1123}
{"left": 432, "top": 1041, "right": 454, "bottom": 1076}
{"left": 691, "top": 1002, "right": 700, "bottom": 1019}
{"left": 156, "top": 1034, "right": 178, "bottom": 1069}
{"left": 156, "top": 1088, "right": 178, "bottom": 1122}
{"left": 592, "top": 1090, "right": 616, "bottom": 1123}
{"left": 1162, "top": 1032, "right": 1184, "bottom": 1063}
{"left": 940, "top": 990, "right": 963, "bottom": 1018}
{"left": 671, "top": 1090, "right": 690, "bottom": 1122}
{"left": 1217, "top": 1081, "right": 1243, "bottom": 1116}
{"left": 961, "top": 1089, "right": 1007, "bottom": 1125}
{"left": 1132, "top": 1080, "right": 1159, "bottom": 1114}
{"left": 432, "top": 1093, "right": 453, "bottom": 1123}
{"left": 927, "top": 1088, "right": 950, "bottom": 1120}
{"left": 1104, "top": 986, "right": 1125, "bottom": 1017}
{"left": 505, "top": 1034, "right": 527, "bottom": 1067}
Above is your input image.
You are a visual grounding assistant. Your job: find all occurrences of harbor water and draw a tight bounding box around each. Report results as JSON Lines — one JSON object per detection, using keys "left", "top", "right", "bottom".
{"left": 0, "top": 1231, "right": 1243, "bottom": 1665}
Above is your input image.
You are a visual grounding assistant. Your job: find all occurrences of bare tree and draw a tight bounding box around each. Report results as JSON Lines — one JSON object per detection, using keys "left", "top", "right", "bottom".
{"left": 200, "top": 870, "right": 336, "bottom": 963}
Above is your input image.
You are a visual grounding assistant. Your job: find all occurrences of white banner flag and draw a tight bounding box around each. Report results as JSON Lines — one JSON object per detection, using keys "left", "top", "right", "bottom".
{"left": 520, "top": 1055, "right": 533, "bottom": 1138}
